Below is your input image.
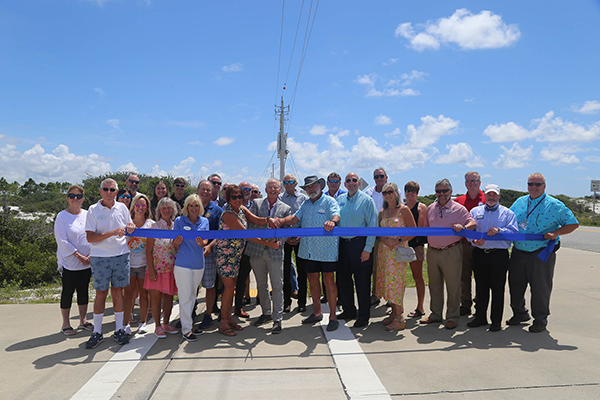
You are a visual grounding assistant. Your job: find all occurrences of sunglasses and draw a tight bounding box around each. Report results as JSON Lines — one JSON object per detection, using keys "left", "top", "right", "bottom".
{"left": 102, "top": 187, "right": 117, "bottom": 192}
{"left": 241, "top": 187, "right": 252, "bottom": 192}
{"left": 283, "top": 180, "right": 296, "bottom": 185}
{"left": 374, "top": 174, "right": 386, "bottom": 179}
{"left": 435, "top": 189, "right": 450, "bottom": 194}
{"left": 252, "top": 190, "right": 259, "bottom": 194}
{"left": 210, "top": 181, "right": 222, "bottom": 186}
{"left": 465, "top": 179, "right": 480, "bottom": 184}
{"left": 174, "top": 183, "right": 186, "bottom": 188}
{"left": 128, "top": 180, "right": 140, "bottom": 185}
{"left": 134, "top": 203, "right": 147, "bottom": 208}
{"left": 68, "top": 193, "right": 84, "bottom": 199}
{"left": 345, "top": 178, "right": 358, "bottom": 183}
{"left": 230, "top": 195, "right": 244, "bottom": 200}
{"left": 528, "top": 182, "right": 544, "bottom": 187}
{"left": 119, "top": 194, "right": 131, "bottom": 199}
{"left": 405, "top": 189, "right": 418, "bottom": 194}
{"left": 328, "top": 179, "right": 340, "bottom": 184}
{"left": 382, "top": 190, "right": 394, "bottom": 196}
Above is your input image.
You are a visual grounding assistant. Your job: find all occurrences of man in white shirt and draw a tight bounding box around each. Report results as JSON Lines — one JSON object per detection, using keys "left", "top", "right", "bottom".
{"left": 85, "top": 178, "right": 135, "bottom": 349}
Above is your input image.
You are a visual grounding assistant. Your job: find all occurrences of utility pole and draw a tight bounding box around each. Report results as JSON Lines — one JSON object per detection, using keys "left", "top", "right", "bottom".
{"left": 275, "top": 97, "right": 289, "bottom": 183}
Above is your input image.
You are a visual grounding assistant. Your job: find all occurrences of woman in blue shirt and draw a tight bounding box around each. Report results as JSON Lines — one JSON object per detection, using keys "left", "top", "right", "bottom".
{"left": 172, "top": 194, "right": 209, "bottom": 342}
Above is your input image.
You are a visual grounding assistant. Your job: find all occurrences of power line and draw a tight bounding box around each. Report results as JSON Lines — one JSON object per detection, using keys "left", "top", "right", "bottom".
{"left": 284, "top": 0, "right": 306, "bottom": 88}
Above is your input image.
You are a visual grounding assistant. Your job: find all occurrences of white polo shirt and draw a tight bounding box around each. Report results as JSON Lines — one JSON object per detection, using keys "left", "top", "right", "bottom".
{"left": 85, "top": 200, "right": 133, "bottom": 257}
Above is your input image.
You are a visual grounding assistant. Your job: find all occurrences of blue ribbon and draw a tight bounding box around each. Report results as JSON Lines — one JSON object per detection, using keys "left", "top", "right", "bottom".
{"left": 127, "top": 227, "right": 555, "bottom": 262}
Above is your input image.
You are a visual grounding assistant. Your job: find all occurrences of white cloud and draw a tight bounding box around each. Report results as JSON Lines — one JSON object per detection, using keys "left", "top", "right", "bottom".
{"left": 222, "top": 63, "right": 243, "bottom": 72}
{"left": 400, "top": 70, "right": 428, "bottom": 86}
{"left": 94, "top": 87, "right": 106, "bottom": 96}
{"left": 357, "top": 72, "right": 424, "bottom": 98}
{"left": 374, "top": 114, "right": 392, "bottom": 125}
{"left": 384, "top": 128, "right": 402, "bottom": 138}
{"left": 493, "top": 143, "right": 533, "bottom": 169}
{"left": 407, "top": 115, "right": 460, "bottom": 148}
{"left": 396, "top": 9, "right": 520, "bottom": 51}
{"left": 383, "top": 58, "right": 399, "bottom": 66}
{"left": 214, "top": 137, "right": 234, "bottom": 146}
{"left": 117, "top": 162, "right": 137, "bottom": 172}
{"left": 355, "top": 74, "right": 376, "bottom": 86}
{"left": 435, "top": 143, "right": 484, "bottom": 167}
{"left": 0, "top": 143, "right": 112, "bottom": 183}
{"left": 170, "top": 157, "right": 196, "bottom": 176}
{"left": 187, "top": 141, "right": 204, "bottom": 146}
{"left": 464, "top": 98, "right": 475, "bottom": 103}
{"left": 573, "top": 100, "right": 600, "bottom": 115}
{"left": 540, "top": 144, "right": 581, "bottom": 165}
{"left": 585, "top": 156, "right": 600, "bottom": 163}
{"left": 337, "top": 129, "right": 350, "bottom": 137}
{"left": 484, "top": 111, "right": 600, "bottom": 143}
{"left": 366, "top": 88, "right": 420, "bottom": 97}
{"left": 106, "top": 119, "right": 121, "bottom": 131}
{"left": 310, "top": 125, "right": 329, "bottom": 135}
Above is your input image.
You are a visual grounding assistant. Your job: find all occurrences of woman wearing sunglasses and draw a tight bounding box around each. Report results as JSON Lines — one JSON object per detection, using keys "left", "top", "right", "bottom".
{"left": 123, "top": 194, "right": 154, "bottom": 335}
{"left": 54, "top": 185, "right": 93, "bottom": 336}
{"left": 210, "top": 185, "right": 280, "bottom": 336}
{"left": 117, "top": 189, "right": 134, "bottom": 209}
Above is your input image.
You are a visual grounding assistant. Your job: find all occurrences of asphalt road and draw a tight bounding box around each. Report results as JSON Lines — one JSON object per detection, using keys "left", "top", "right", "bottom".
{"left": 560, "top": 225, "right": 600, "bottom": 253}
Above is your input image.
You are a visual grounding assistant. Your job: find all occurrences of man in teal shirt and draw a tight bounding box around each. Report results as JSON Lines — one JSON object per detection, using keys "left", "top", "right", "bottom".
{"left": 507, "top": 172, "right": 579, "bottom": 333}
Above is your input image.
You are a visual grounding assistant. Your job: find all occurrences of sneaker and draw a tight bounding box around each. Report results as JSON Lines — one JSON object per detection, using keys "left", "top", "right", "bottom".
{"left": 529, "top": 321, "right": 547, "bottom": 333}
{"left": 253, "top": 314, "right": 273, "bottom": 327}
{"left": 182, "top": 332, "right": 198, "bottom": 342}
{"left": 85, "top": 332, "right": 104, "bottom": 349}
{"left": 162, "top": 324, "right": 179, "bottom": 334}
{"left": 124, "top": 324, "right": 132, "bottom": 335}
{"left": 199, "top": 314, "right": 213, "bottom": 329}
{"left": 154, "top": 326, "right": 166, "bottom": 338}
{"left": 506, "top": 314, "right": 531, "bottom": 326}
{"left": 138, "top": 322, "right": 148, "bottom": 334}
{"left": 112, "top": 329, "right": 130, "bottom": 345}
{"left": 271, "top": 321, "right": 282, "bottom": 334}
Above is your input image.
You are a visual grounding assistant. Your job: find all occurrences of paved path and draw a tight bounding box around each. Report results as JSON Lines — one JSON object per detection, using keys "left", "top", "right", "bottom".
{"left": 1, "top": 247, "right": 599, "bottom": 399}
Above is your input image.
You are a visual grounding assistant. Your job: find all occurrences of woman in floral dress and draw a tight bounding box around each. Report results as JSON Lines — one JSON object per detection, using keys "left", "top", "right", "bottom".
{"left": 375, "top": 183, "right": 416, "bottom": 331}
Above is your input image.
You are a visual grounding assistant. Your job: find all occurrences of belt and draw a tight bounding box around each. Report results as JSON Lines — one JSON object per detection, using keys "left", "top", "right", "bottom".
{"left": 342, "top": 237, "right": 362, "bottom": 243}
{"left": 430, "top": 241, "right": 460, "bottom": 251}
{"left": 474, "top": 247, "right": 507, "bottom": 254}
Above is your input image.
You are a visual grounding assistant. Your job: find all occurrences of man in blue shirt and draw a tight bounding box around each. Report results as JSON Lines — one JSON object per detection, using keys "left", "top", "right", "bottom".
{"left": 507, "top": 173, "right": 579, "bottom": 333}
{"left": 467, "top": 184, "right": 518, "bottom": 332}
{"left": 324, "top": 172, "right": 347, "bottom": 199}
{"left": 277, "top": 175, "right": 341, "bottom": 331}
{"left": 336, "top": 172, "right": 378, "bottom": 328}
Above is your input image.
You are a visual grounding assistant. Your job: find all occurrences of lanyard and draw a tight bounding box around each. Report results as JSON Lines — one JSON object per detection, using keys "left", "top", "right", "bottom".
{"left": 526, "top": 194, "right": 546, "bottom": 221}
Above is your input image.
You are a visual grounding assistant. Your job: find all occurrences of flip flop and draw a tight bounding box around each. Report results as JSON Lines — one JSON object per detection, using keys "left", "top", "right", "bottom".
{"left": 78, "top": 322, "right": 94, "bottom": 331}
{"left": 62, "top": 327, "right": 76, "bottom": 336}
{"left": 218, "top": 326, "right": 237, "bottom": 336}
{"left": 408, "top": 309, "right": 425, "bottom": 318}
{"left": 228, "top": 321, "right": 244, "bottom": 331}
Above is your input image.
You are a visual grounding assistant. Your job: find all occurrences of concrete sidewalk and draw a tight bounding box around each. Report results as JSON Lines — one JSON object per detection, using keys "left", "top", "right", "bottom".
{"left": 1, "top": 247, "right": 599, "bottom": 399}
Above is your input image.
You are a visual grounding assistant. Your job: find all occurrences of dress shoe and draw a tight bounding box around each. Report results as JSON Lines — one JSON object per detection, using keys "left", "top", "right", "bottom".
{"left": 445, "top": 320, "right": 457, "bottom": 329}
{"left": 506, "top": 314, "right": 531, "bottom": 325}
{"left": 283, "top": 305, "right": 291, "bottom": 313}
{"left": 336, "top": 311, "right": 357, "bottom": 321}
{"left": 326, "top": 319, "right": 339, "bottom": 331}
{"left": 528, "top": 321, "right": 547, "bottom": 333}
{"left": 467, "top": 318, "right": 489, "bottom": 328}
{"left": 298, "top": 306, "right": 307, "bottom": 312}
{"left": 489, "top": 323, "right": 502, "bottom": 332}
{"left": 353, "top": 319, "right": 369, "bottom": 328}
{"left": 420, "top": 316, "right": 441, "bottom": 324}
{"left": 291, "top": 291, "right": 298, "bottom": 299}
{"left": 234, "top": 308, "right": 249, "bottom": 318}
{"left": 253, "top": 314, "right": 273, "bottom": 326}
{"left": 302, "top": 313, "right": 323, "bottom": 324}
{"left": 320, "top": 296, "right": 327, "bottom": 304}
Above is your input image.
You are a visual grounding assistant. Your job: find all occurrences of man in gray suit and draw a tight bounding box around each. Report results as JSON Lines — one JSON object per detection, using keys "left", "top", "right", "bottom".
{"left": 245, "top": 178, "right": 292, "bottom": 334}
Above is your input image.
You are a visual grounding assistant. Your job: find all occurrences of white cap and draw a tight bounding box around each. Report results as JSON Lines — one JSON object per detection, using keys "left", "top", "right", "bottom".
{"left": 484, "top": 184, "right": 500, "bottom": 195}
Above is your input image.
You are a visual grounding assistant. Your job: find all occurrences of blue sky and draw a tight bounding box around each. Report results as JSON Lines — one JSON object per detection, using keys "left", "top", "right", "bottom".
{"left": 1, "top": 0, "right": 599, "bottom": 197}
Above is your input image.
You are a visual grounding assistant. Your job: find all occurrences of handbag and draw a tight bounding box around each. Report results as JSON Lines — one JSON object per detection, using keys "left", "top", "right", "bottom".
{"left": 395, "top": 246, "right": 417, "bottom": 263}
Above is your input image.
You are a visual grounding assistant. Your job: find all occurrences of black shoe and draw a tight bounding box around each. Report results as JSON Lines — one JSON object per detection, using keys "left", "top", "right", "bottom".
{"left": 253, "top": 314, "right": 273, "bottom": 327}
{"left": 85, "top": 332, "right": 104, "bottom": 349}
{"left": 506, "top": 314, "right": 531, "bottom": 325}
{"left": 326, "top": 319, "right": 339, "bottom": 331}
{"left": 528, "top": 321, "right": 547, "bottom": 333}
{"left": 336, "top": 311, "right": 357, "bottom": 321}
{"left": 320, "top": 296, "right": 327, "bottom": 304}
{"left": 298, "top": 306, "right": 307, "bottom": 313}
{"left": 489, "top": 323, "right": 502, "bottom": 332}
{"left": 271, "top": 321, "right": 282, "bottom": 334}
{"left": 284, "top": 305, "right": 291, "bottom": 313}
{"left": 112, "top": 329, "right": 129, "bottom": 346}
{"left": 302, "top": 313, "right": 323, "bottom": 324}
{"left": 467, "top": 318, "right": 489, "bottom": 328}
{"left": 182, "top": 332, "right": 198, "bottom": 342}
{"left": 353, "top": 319, "right": 369, "bottom": 328}
{"left": 212, "top": 303, "right": 221, "bottom": 314}
{"left": 460, "top": 307, "right": 471, "bottom": 316}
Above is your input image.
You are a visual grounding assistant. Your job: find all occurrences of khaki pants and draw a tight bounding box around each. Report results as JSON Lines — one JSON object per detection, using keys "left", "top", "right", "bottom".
{"left": 426, "top": 244, "right": 463, "bottom": 322}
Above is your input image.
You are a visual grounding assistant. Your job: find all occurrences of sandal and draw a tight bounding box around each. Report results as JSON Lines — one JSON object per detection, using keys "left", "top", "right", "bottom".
{"left": 228, "top": 321, "right": 244, "bottom": 331}
{"left": 218, "top": 325, "right": 237, "bottom": 336}
{"left": 382, "top": 315, "right": 394, "bottom": 325}
{"left": 408, "top": 309, "right": 424, "bottom": 318}
{"left": 78, "top": 322, "right": 94, "bottom": 331}
{"left": 62, "top": 327, "right": 76, "bottom": 336}
{"left": 385, "top": 317, "right": 406, "bottom": 331}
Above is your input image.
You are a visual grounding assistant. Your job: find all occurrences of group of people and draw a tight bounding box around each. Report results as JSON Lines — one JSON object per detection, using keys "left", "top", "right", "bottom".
{"left": 54, "top": 169, "right": 578, "bottom": 350}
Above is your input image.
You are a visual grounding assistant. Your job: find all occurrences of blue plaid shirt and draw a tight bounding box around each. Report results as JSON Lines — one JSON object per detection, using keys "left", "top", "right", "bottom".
{"left": 294, "top": 194, "right": 340, "bottom": 262}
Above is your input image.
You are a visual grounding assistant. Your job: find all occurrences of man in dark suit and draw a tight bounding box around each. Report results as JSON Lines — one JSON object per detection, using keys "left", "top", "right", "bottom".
{"left": 245, "top": 179, "right": 292, "bottom": 334}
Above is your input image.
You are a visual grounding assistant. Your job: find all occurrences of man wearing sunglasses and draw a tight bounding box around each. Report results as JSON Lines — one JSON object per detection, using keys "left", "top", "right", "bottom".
{"left": 208, "top": 173, "right": 226, "bottom": 207}
{"left": 506, "top": 173, "right": 579, "bottom": 333}
{"left": 171, "top": 177, "right": 188, "bottom": 210}
{"left": 365, "top": 168, "right": 401, "bottom": 212}
{"left": 126, "top": 174, "right": 141, "bottom": 197}
{"left": 421, "top": 178, "right": 476, "bottom": 329}
{"left": 324, "top": 172, "right": 347, "bottom": 199}
{"left": 84, "top": 178, "right": 135, "bottom": 349}
{"left": 336, "top": 172, "right": 378, "bottom": 328}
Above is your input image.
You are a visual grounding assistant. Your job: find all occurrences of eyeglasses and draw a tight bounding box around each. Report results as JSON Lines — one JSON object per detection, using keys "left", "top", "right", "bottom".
{"left": 283, "top": 180, "right": 296, "bottom": 185}
{"left": 382, "top": 190, "right": 394, "bottom": 196}
{"left": 174, "top": 183, "right": 186, "bottom": 188}
{"left": 102, "top": 187, "right": 117, "bottom": 192}
{"left": 374, "top": 174, "right": 386, "bottom": 179}
{"left": 128, "top": 180, "right": 140, "bottom": 185}
{"left": 528, "top": 182, "right": 544, "bottom": 187}
{"left": 405, "top": 189, "right": 418, "bottom": 194}
{"left": 210, "top": 181, "right": 222, "bottom": 186}
{"left": 230, "top": 195, "right": 244, "bottom": 200}
{"left": 134, "top": 203, "right": 147, "bottom": 208}
{"left": 119, "top": 194, "right": 131, "bottom": 199}
{"left": 68, "top": 193, "right": 84, "bottom": 199}
{"left": 465, "top": 179, "right": 480, "bottom": 184}
{"left": 328, "top": 179, "right": 340, "bottom": 184}
{"left": 241, "top": 187, "right": 252, "bottom": 192}
{"left": 435, "top": 189, "right": 450, "bottom": 194}
{"left": 346, "top": 178, "right": 358, "bottom": 183}
{"left": 252, "top": 190, "right": 259, "bottom": 194}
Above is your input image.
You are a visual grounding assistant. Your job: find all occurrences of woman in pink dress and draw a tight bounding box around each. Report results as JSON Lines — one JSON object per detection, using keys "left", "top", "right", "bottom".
{"left": 375, "top": 183, "right": 416, "bottom": 331}
{"left": 144, "top": 197, "right": 179, "bottom": 338}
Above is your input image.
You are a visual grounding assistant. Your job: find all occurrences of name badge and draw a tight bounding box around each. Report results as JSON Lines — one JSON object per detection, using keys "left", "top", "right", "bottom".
{"left": 519, "top": 221, "right": 528, "bottom": 230}
{"left": 183, "top": 226, "right": 192, "bottom": 231}
{"left": 476, "top": 215, "right": 484, "bottom": 219}
{"left": 318, "top": 209, "right": 325, "bottom": 214}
